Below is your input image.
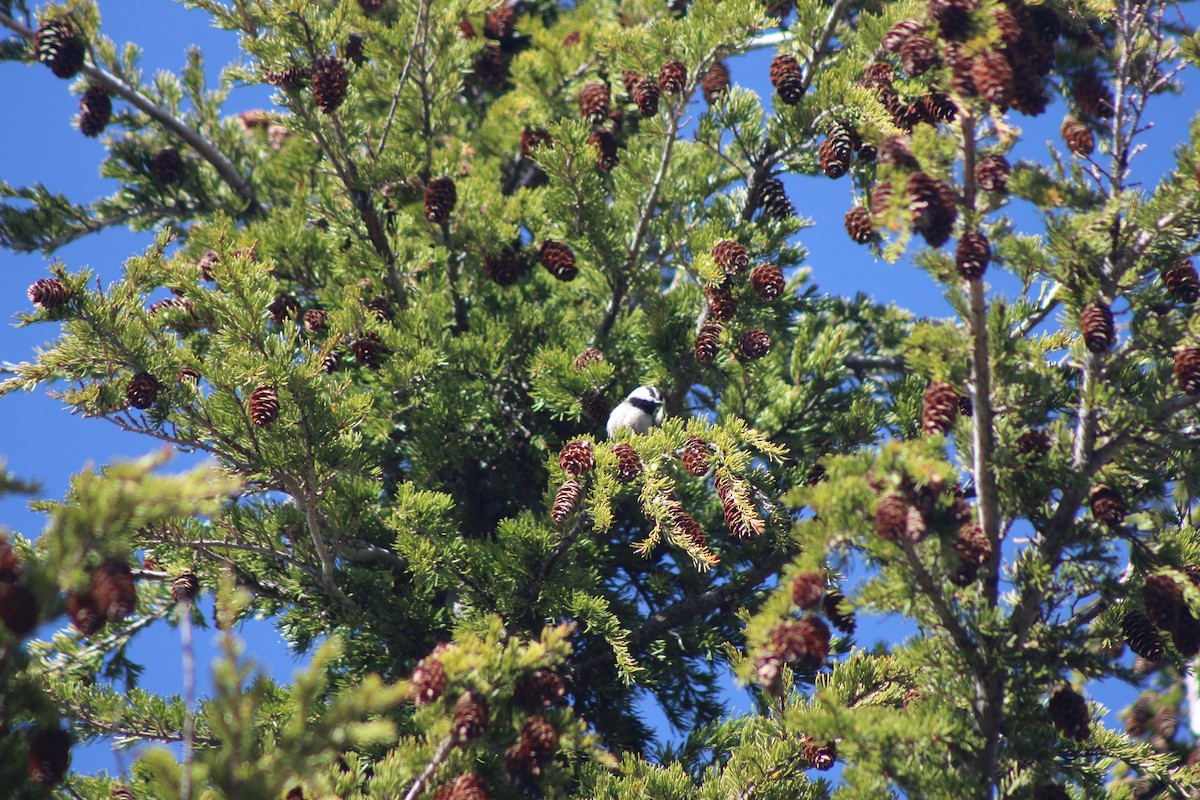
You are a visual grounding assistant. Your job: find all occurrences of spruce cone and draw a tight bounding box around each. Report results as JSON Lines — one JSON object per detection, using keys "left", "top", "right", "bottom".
{"left": 712, "top": 240, "right": 749, "bottom": 274}
{"left": 424, "top": 177, "right": 457, "bottom": 224}
{"left": 36, "top": 19, "right": 86, "bottom": 79}
{"left": 1061, "top": 115, "right": 1094, "bottom": 157}
{"left": 410, "top": 656, "right": 448, "bottom": 704}
{"left": 451, "top": 691, "right": 488, "bottom": 741}
{"left": 975, "top": 154, "right": 1010, "bottom": 193}
{"left": 452, "top": 772, "right": 488, "bottom": 800}
{"left": 91, "top": 558, "right": 137, "bottom": 621}
{"left": 1153, "top": 706, "right": 1177, "bottom": 741}
{"left": 823, "top": 589, "right": 856, "bottom": 633}
{"left": 79, "top": 84, "right": 112, "bottom": 137}
{"left": 791, "top": 572, "right": 825, "bottom": 610}
{"left": 345, "top": 33, "right": 366, "bottom": 66}
{"left": 992, "top": 5, "right": 1021, "bottom": 43}
{"left": 358, "top": 0, "right": 386, "bottom": 11}
{"left": 540, "top": 241, "right": 577, "bottom": 280}
{"left": 738, "top": 329, "right": 771, "bottom": 360}
{"left": 268, "top": 294, "right": 301, "bottom": 324}
{"left": 930, "top": 0, "right": 973, "bottom": 41}
{"left": 515, "top": 668, "right": 566, "bottom": 708}
{"left": 802, "top": 737, "right": 837, "bottom": 771}
{"left": 914, "top": 92, "right": 957, "bottom": 125}
{"left": 875, "top": 493, "right": 908, "bottom": 541}
{"left": 1079, "top": 302, "right": 1114, "bottom": 353}
{"left": 906, "top": 172, "right": 957, "bottom": 248}
{"left": 588, "top": 128, "right": 619, "bottom": 171}
{"left": 171, "top": 569, "right": 199, "bottom": 604}
{"left": 28, "top": 277, "right": 71, "bottom": 310}
{"left": 113, "top": 785, "right": 136, "bottom": 800}
{"left": 706, "top": 285, "right": 736, "bottom": 322}
{"left": 955, "top": 231, "right": 990, "bottom": 280}
{"left": 484, "top": 4, "right": 517, "bottom": 39}
{"left": 483, "top": 246, "right": 524, "bottom": 286}
{"left": 152, "top": 147, "right": 185, "bottom": 185}
{"left": 580, "top": 392, "right": 609, "bottom": 424}
{"left": 755, "top": 178, "right": 794, "bottom": 220}
{"left": 26, "top": 727, "right": 71, "bottom": 787}
{"left": 504, "top": 740, "right": 541, "bottom": 783}
{"left": 883, "top": 19, "right": 923, "bottom": 52}
{"left": 1142, "top": 574, "right": 1184, "bottom": 634}
{"left": 878, "top": 136, "right": 916, "bottom": 167}
{"left": 681, "top": 436, "right": 711, "bottom": 476}
{"left": 303, "top": 309, "right": 329, "bottom": 332}
{"left": 594, "top": 436, "right": 635, "bottom": 481}
{"left": 523, "top": 714, "right": 558, "bottom": 753}
{"left": 701, "top": 61, "right": 730, "bottom": 103}
{"left": 578, "top": 82, "right": 611, "bottom": 124}
{"left": 551, "top": 479, "right": 582, "bottom": 524}
{"left": 695, "top": 322, "right": 722, "bottom": 363}
{"left": 1048, "top": 685, "right": 1090, "bottom": 741}
{"left": 1162, "top": 259, "right": 1200, "bottom": 304}
{"left": 1073, "top": 70, "right": 1114, "bottom": 119}
{"left": 520, "top": 126, "right": 552, "bottom": 158}
{"left": 1174, "top": 347, "right": 1200, "bottom": 395}
{"left": 366, "top": 296, "right": 393, "bottom": 323}
{"left": 1125, "top": 692, "right": 1154, "bottom": 736}
{"left": 768, "top": 617, "right": 831, "bottom": 669}
{"left": 0, "top": 583, "right": 39, "bottom": 637}
{"left": 952, "top": 523, "right": 992, "bottom": 586}
{"left": 861, "top": 61, "right": 894, "bottom": 89}
{"left": 66, "top": 589, "right": 105, "bottom": 637}
{"left": 750, "top": 264, "right": 785, "bottom": 300}
{"left": 126, "top": 371, "right": 160, "bottom": 410}
{"left": 574, "top": 347, "right": 603, "bottom": 369}
{"left": 322, "top": 349, "right": 342, "bottom": 373}
{"left": 632, "top": 77, "right": 660, "bottom": 117}
{"left": 351, "top": 333, "right": 387, "bottom": 369}
{"left": 312, "top": 56, "right": 349, "bottom": 114}
{"left": 716, "top": 474, "right": 765, "bottom": 539}
{"left": 560, "top": 440, "right": 596, "bottom": 476}
{"left": 971, "top": 51, "right": 1013, "bottom": 106}
{"left": 249, "top": 384, "right": 280, "bottom": 427}
{"left": 658, "top": 60, "right": 686, "bottom": 94}
{"left": 769, "top": 54, "right": 804, "bottom": 105}
{"left": 198, "top": 249, "right": 219, "bottom": 281}
{"left": 1173, "top": 613, "right": 1200, "bottom": 657}
{"left": 1089, "top": 484, "right": 1125, "bottom": 525}
{"left": 818, "top": 125, "right": 852, "bottom": 180}
{"left": 899, "top": 36, "right": 938, "bottom": 77}
{"left": 921, "top": 381, "right": 960, "bottom": 435}
{"left": 844, "top": 206, "right": 874, "bottom": 244}
{"left": 472, "top": 43, "right": 508, "bottom": 89}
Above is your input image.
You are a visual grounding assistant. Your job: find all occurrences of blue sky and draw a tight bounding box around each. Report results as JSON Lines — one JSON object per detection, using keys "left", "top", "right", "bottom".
{"left": 2, "top": 0, "right": 1198, "bottom": 781}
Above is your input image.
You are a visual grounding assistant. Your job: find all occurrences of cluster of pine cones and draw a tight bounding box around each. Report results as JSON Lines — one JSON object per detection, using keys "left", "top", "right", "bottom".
{"left": 696, "top": 240, "right": 783, "bottom": 365}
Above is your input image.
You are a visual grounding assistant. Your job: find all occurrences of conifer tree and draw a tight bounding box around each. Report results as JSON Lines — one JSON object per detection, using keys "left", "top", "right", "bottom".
{"left": 3, "top": 0, "right": 1200, "bottom": 797}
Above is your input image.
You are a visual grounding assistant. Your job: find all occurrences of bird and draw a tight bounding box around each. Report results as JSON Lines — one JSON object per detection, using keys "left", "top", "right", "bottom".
{"left": 606, "top": 385, "right": 664, "bottom": 438}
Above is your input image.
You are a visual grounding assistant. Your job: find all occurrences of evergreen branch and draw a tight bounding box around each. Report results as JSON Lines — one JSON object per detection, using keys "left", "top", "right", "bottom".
{"left": 0, "top": 11, "right": 259, "bottom": 216}
{"left": 2, "top": 202, "right": 188, "bottom": 255}
{"left": 797, "top": 0, "right": 854, "bottom": 97}
{"left": 441, "top": 222, "right": 468, "bottom": 334}
{"left": 402, "top": 735, "right": 455, "bottom": 800}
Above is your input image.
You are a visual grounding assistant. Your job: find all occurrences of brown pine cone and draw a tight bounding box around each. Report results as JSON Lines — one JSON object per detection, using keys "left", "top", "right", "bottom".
{"left": 559, "top": 439, "right": 596, "bottom": 476}
{"left": 91, "top": 558, "right": 138, "bottom": 622}
{"left": 472, "top": 43, "right": 508, "bottom": 89}
{"left": 588, "top": 128, "right": 619, "bottom": 171}
{"left": 878, "top": 136, "right": 916, "bottom": 167}
{"left": 755, "top": 655, "right": 784, "bottom": 696}
{"left": 1016, "top": 428, "right": 1052, "bottom": 457}
{"left": 861, "top": 61, "right": 894, "bottom": 89}
{"left": 171, "top": 569, "right": 199, "bottom": 604}
{"left": 152, "top": 147, "right": 185, "bottom": 185}
{"left": 818, "top": 122, "right": 854, "bottom": 178}
{"left": 0, "top": 582, "right": 39, "bottom": 637}
{"left": 574, "top": 348, "right": 603, "bottom": 369}
{"left": 882, "top": 18, "right": 924, "bottom": 53}
{"left": 540, "top": 241, "right": 578, "bottom": 281}
{"left": 451, "top": 691, "right": 488, "bottom": 741}
{"left": 706, "top": 285, "right": 736, "bottom": 322}
{"left": 551, "top": 479, "right": 582, "bottom": 524}
{"left": 1079, "top": 302, "right": 1114, "bottom": 352}
{"left": 424, "top": 177, "right": 457, "bottom": 223}
{"left": 113, "top": 784, "right": 137, "bottom": 800}
{"left": 930, "top": 0, "right": 973, "bottom": 41}
{"left": 769, "top": 54, "right": 804, "bottom": 105}
{"left": 1142, "top": 573, "right": 1184, "bottom": 634}
{"left": 1073, "top": 70, "right": 1114, "bottom": 119}
{"left": 875, "top": 493, "right": 908, "bottom": 541}
{"left": 520, "top": 126, "right": 553, "bottom": 158}
{"left": 952, "top": 523, "right": 992, "bottom": 586}
{"left": 914, "top": 92, "right": 957, "bottom": 125}
{"left": 580, "top": 392, "right": 610, "bottom": 424}
{"left": 1061, "top": 115, "right": 1094, "bottom": 156}
{"left": 975, "top": 154, "right": 1010, "bottom": 193}
{"left": 79, "top": 84, "right": 113, "bottom": 137}
{"left": 1089, "top": 484, "right": 1125, "bottom": 525}
{"left": 633, "top": 76, "right": 660, "bottom": 117}
{"left": 921, "top": 381, "right": 961, "bottom": 435}
{"left": 410, "top": 655, "right": 448, "bottom": 704}
{"left": 906, "top": 172, "right": 957, "bottom": 248}
{"left": 515, "top": 668, "right": 566, "bottom": 709}
{"left": 802, "top": 737, "right": 837, "bottom": 771}
{"left": 366, "top": 296, "right": 394, "bottom": 323}
{"left": 303, "top": 309, "right": 329, "bottom": 332}
{"left": 1153, "top": 706, "right": 1178, "bottom": 741}
{"left": 249, "top": 384, "right": 280, "bottom": 427}
{"left": 767, "top": 617, "right": 831, "bottom": 668}
{"left": 992, "top": 5, "right": 1021, "bottom": 43}
{"left": 523, "top": 714, "right": 558, "bottom": 754}
{"left": 452, "top": 772, "right": 488, "bottom": 800}
{"left": 701, "top": 61, "right": 730, "bottom": 103}
{"left": 483, "top": 246, "right": 525, "bottom": 286}
{"left": 755, "top": 177, "right": 794, "bottom": 219}
{"left": 971, "top": 51, "right": 1014, "bottom": 107}
{"left": 66, "top": 589, "right": 105, "bottom": 637}
{"left": 1162, "top": 259, "right": 1200, "bottom": 304}
{"left": 27, "top": 277, "right": 71, "bottom": 310}
{"left": 659, "top": 60, "right": 687, "bottom": 94}
{"left": 611, "top": 442, "right": 643, "bottom": 482}
{"left": 125, "top": 371, "right": 161, "bottom": 411}
{"left": 712, "top": 240, "right": 749, "bottom": 274}
{"left": 844, "top": 206, "right": 874, "bottom": 244}
{"left": 268, "top": 294, "right": 301, "bottom": 324}
{"left": 1125, "top": 691, "right": 1154, "bottom": 736}
{"left": 1048, "top": 684, "right": 1090, "bottom": 741}
{"left": 823, "top": 589, "right": 856, "bottom": 633}
{"left": 1174, "top": 347, "right": 1200, "bottom": 395}
{"left": 26, "top": 727, "right": 71, "bottom": 787}
{"left": 738, "top": 329, "right": 771, "bottom": 360}
{"left": 750, "top": 264, "right": 785, "bottom": 300}
{"left": 899, "top": 35, "right": 938, "bottom": 77}
{"left": 351, "top": 333, "right": 387, "bottom": 369}
{"left": 36, "top": 18, "right": 85, "bottom": 79}
{"left": 312, "top": 56, "right": 349, "bottom": 114}
{"left": 198, "top": 249, "right": 219, "bottom": 281}
{"left": 264, "top": 65, "right": 308, "bottom": 89}
{"left": 578, "top": 82, "right": 611, "bottom": 124}
{"left": 484, "top": 4, "right": 517, "bottom": 39}
{"left": 955, "top": 231, "right": 990, "bottom": 280}
{"left": 695, "top": 322, "right": 722, "bottom": 363}
{"left": 791, "top": 572, "right": 825, "bottom": 610}
{"left": 681, "top": 436, "right": 712, "bottom": 476}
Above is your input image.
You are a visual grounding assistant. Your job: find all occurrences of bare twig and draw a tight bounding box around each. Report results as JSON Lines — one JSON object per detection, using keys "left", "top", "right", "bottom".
{"left": 402, "top": 735, "right": 455, "bottom": 800}
{"left": 180, "top": 599, "right": 196, "bottom": 800}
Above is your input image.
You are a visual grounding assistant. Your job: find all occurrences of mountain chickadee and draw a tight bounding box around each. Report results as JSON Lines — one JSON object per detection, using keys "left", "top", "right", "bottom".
{"left": 607, "top": 385, "right": 664, "bottom": 438}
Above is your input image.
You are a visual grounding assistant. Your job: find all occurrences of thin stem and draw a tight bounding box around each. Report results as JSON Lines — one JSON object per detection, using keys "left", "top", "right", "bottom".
{"left": 180, "top": 600, "right": 196, "bottom": 800}
{"left": 402, "top": 736, "right": 455, "bottom": 800}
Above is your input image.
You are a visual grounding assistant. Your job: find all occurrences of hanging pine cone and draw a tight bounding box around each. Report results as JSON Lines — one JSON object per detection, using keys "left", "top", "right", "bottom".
{"left": 344, "top": 32, "right": 366, "bottom": 66}
{"left": 921, "top": 382, "right": 960, "bottom": 436}
{"left": 351, "top": 333, "right": 387, "bottom": 369}
{"left": 472, "top": 42, "right": 508, "bottom": 89}
{"left": 358, "top": 0, "right": 386, "bottom": 11}
{"left": 66, "top": 589, "right": 105, "bottom": 636}
{"left": 1153, "top": 706, "right": 1177, "bottom": 741}
{"left": 366, "top": 296, "right": 393, "bottom": 323}
{"left": 1142, "top": 573, "right": 1184, "bottom": 633}
{"left": 559, "top": 440, "right": 595, "bottom": 476}
{"left": 481, "top": 246, "right": 521, "bottom": 286}
{"left": 78, "top": 83, "right": 112, "bottom": 137}
{"left": 580, "top": 392, "right": 609, "bottom": 424}
{"left": 681, "top": 436, "right": 711, "bottom": 476}
{"left": 768, "top": 617, "right": 831, "bottom": 669}
{"left": 410, "top": 656, "right": 448, "bottom": 704}
{"left": 1089, "top": 484, "right": 1125, "bottom": 525}
{"left": 248, "top": 384, "right": 280, "bottom": 427}
{"left": 452, "top": 691, "right": 488, "bottom": 741}
{"left": 695, "top": 322, "right": 722, "bottom": 363}
{"left": 520, "top": 126, "right": 552, "bottom": 158}
{"left": 975, "top": 154, "right": 1010, "bottom": 194}
{"left": 755, "top": 178, "right": 794, "bottom": 220}
{"left": 956, "top": 231, "right": 990, "bottom": 279}
{"left": 126, "top": 371, "right": 160, "bottom": 410}
{"left": 303, "top": 309, "right": 329, "bottom": 332}
{"left": 452, "top": 773, "right": 488, "bottom": 800}
{"left": 0, "top": 582, "right": 39, "bottom": 637}
{"left": 152, "top": 147, "right": 185, "bottom": 185}
{"left": 971, "top": 51, "right": 1014, "bottom": 107}
{"left": 844, "top": 206, "right": 874, "bottom": 244}
{"left": 515, "top": 668, "right": 566, "bottom": 708}
{"left": 574, "top": 347, "right": 603, "bottom": 369}
{"left": 424, "top": 177, "right": 457, "bottom": 223}
{"left": 91, "top": 558, "right": 137, "bottom": 621}
{"left": 36, "top": 18, "right": 86, "bottom": 79}
{"left": 861, "top": 61, "right": 894, "bottom": 89}
{"left": 551, "top": 479, "right": 582, "bottom": 524}
{"left": 952, "top": 523, "right": 992, "bottom": 586}
{"left": 712, "top": 240, "right": 749, "bottom": 274}
{"left": 504, "top": 740, "right": 541, "bottom": 783}
{"left": 1162, "top": 259, "right": 1200, "bottom": 303}
{"left": 1061, "top": 115, "right": 1094, "bottom": 156}
{"left": 875, "top": 493, "right": 908, "bottom": 542}
{"left": 1073, "top": 70, "right": 1114, "bottom": 119}
{"left": 750, "top": 264, "right": 785, "bottom": 300}
{"left": 26, "top": 727, "right": 71, "bottom": 787}
{"left": 818, "top": 123, "right": 854, "bottom": 179}
{"left": 930, "top": 0, "right": 973, "bottom": 41}
{"left": 906, "top": 172, "right": 957, "bottom": 248}
{"left": 791, "top": 572, "right": 825, "bottom": 610}
{"left": 738, "top": 329, "right": 771, "bottom": 360}
{"left": 701, "top": 61, "right": 730, "bottom": 103}
{"left": 992, "top": 5, "right": 1022, "bottom": 42}
{"left": 883, "top": 18, "right": 923, "bottom": 52}
{"left": 1048, "top": 685, "right": 1090, "bottom": 741}
{"left": 268, "top": 294, "right": 300, "bottom": 324}
{"left": 578, "top": 82, "right": 610, "bottom": 124}
{"left": 311, "top": 56, "right": 349, "bottom": 113}
{"left": 171, "top": 569, "right": 199, "bottom": 604}
{"left": 706, "top": 285, "right": 736, "bottom": 322}
{"left": 877, "top": 136, "right": 916, "bottom": 168}
{"left": 658, "top": 60, "right": 687, "bottom": 94}
{"left": 322, "top": 349, "right": 342, "bottom": 373}
{"left": 769, "top": 54, "right": 804, "bottom": 105}
{"left": 1079, "top": 302, "right": 1114, "bottom": 353}
{"left": 588, "top": 128, "right": 618, "bottom": 171}
{"left": 672, "top": 507, "right": 707, "bottom": 549}
{"left": 914, "top": 92, "right": 957, "bottom": 125}
{"left": 632, "top": 76, "right": 660, "bottom": 117}
{"left": 802, "top": 737, "right": 837, "bottom": 771}
{"left": 540, "top": 241, "right": 577, "bottom": 281}
{"left": 1174, "top": 347, "right": 1200, "bottom": 395}
{"left": 899, "top": 36, "right": 938, "bottom": 77}
{"left": 28, "top": 277, "right": 71, "bottom": 310}
{"left": 1174, "top": 613, "right": 1200, "bottom": 657}
{"left": 823, "top": 589, "right": 856, "bottom": 633}
{"left": 1125, "top": 692, "right": 1155, "bottom": 736}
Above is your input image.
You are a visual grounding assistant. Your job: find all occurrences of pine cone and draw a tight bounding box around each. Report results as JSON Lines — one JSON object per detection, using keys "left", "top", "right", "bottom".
{"left": 930, "top": 0, "right": 974, "bottom": 42}
{"left": 504, "top": 739, "right": 541, "bottom": 783}
{"left": 126, "top": 371, "right": 160, "bottom": 410}
{"left": 79, "top": 84, "right": 112, "bottom": 137}
{"left": 1175, "top": 347, "right": 1200, "bottom": 395}
{"left": 701, "top": 61, "right": 730, "bottom": 103}
{"left": 345, "top": 33, "right": 366, "bottom": 66}
{"left": 1073, "top": 70, "right": 1114, "bottom": 119}
{"left": 769, "top": 54, "right": 804, "bottom": 105}
{"left": 992, "top": 5, "right": 1021, "bottom": 43}
{"left": 91, "top": 558, "right": 137, "bottom": 622}
{"left": 198, "top": 249, "right": 219, "bottom": 281}
{"left": 1142, "top": 573, "right": 1184, "bottom": 633}
{"left": 906, "top": 172, "right": 957, "bottom": 248}
{"left": 1173, "top": 613, "right": 1200, "bottom": 658}
{"left": 573, "top": 347, "right": 603, "bottom": 369}
{"left": 66, "top": 589, "right": 105, "bottom": 636}
{"left": 899, "top": 35, "right": 938, "bottom": 77}
{"left": 975, "top": 154, "right": 1010, "bottom": 192}
{"left": 28, "top": 278, "right": 71, "bottom": 310}
{"left": 612, "top": 443, "right": 643, "bottom": 482}
{"left": 563, "top": 30, "right": 581, "bottom": 46}
{"left": 818, "top": 123, "right": 854, "bottom": 179}
{"left": 712, "top": 240, "right": 749, "bottom": 274}
{"left": 658, "top": 60, "right": 686, "bottom": 94}
{"left": 878, "top": 136, "right": 916, "bottom": 168}
{"left": 588, "top": 128, "right": 618, "bottom": 171}
{"left": 882, "top": 19, "right": 924, "bottom": 53}
{"left": 802, "top": 737, "right": 837, "bottom": 771}
{"left": 914, "top": 92, "right": 957, "bottom": 125}
{"left": 633, "top": 77, "right": 660, "bottom": 117}
{"left": 520, "top": 126, "right": 553, "bottom": 158}
{"left": 578, "top": 82, "right": 610, "bottom": 124}
{"left": 36, "top": 19, "right": 86, "bottom": 79}
{"left": 268, "top": 294, "right": 300, "bottom": 324}
{"left": 424, "top": 177, "right": 457, "bottom": 223}
{"left": 560, "top": 440, "right": 596, "bottom": 476}
{"left": 1089, "top": 484, "right": 1125, "bottom": 525}
{"left": 551, "top": 479, "right": 582, "bottom": 524}
{"left": 823, "top": 589, "right": 856, "bottom": 633}
{"left": 738, "top": 329, "right": 771, "bottom": 360}
{"left": 971, "top": 51, "right": 1014, "bottom": 107}
{"left": 515, "top": 668, "right": 566, "bottom": 708}
{"left": 955, "top": 231, "right": 990, "bottom": 279}
{"left": 410, "top": 656, "right": 448, "bottom": 704}
{"left": 695, "top": 322, "right": 722, "bottom": 363}
{"left": 452, "top": 772, "right": 488, "bottom": 800}
{"left": 768, "top": 617, "right": 831, "bottom": 668}
{"left": 844, "top": 206, "right": 874, "bottom": 244}
{"left": 113, "top": 785, "right": 136, "bottom": 800}
{"left": 1153, "top": 706, "right": 1177, "bottom": 741}
{"left": 358, "top": 0, "right": 386, "bottom": 11}
{"left": 755, "top": 178, "right": 794, "bottom": 220}
{"left": 26, "top": 727, "right": 71, "bottom": 787}
{"left": 1048, "top": 685, "right": 1090, "bottom": 741}
{"left": 952, "top": 523, "right": 992, "bottom": 586}
{"left": 249, "top": 384, "right": 280, "bottom": 427}
{"left": 351, "top": 333, "right": 387, "bottom": 369}
{"left": 152, "top": 147, "right": 185, "bottom": 185}
{"left": 755, "top": 655, "right": 784, "bottom": 696}
{"left": 171, "top": 569, "right": 199, "bottom": 604}
{"left": 750, "top": 264, "right": 785, "bottom": 300}
{"left": 540, "top": 241, "right": 577, "bottom": 281}
{"left": 921, "top": 381, "right": 961, "bottom": 435}
{"left": 580, "top": 392, "right": 609, "bottom": 424}
{"left": 483, "top": 246, "right": 524, "bottom": 286}
{"left": 875, "top": 493, "right": 908, "bottom": 541}
{"left": 264, "top": 65, "right": 308, "bottom": 89}
{"left": 861, "top": 61, "right": 894, "bottom": 89}
{"left": 303, "top": 309, "right": 329, "bottom": 332}
{"left": 451, "top": 691, "right": 488, "bottom": 741}
{"left": 0, "top": 582, "right": 39, "bottom": 637}
{"left": 1016, "top": 428, "right": 1051, "bottom": 457}
{"left": 681, "top": 436, "right": 712, "bottom": 476}
{"left": 367, "top": 296, "right": 393, "bottom": 323}
{"left": 716, "top": 474, "right": 765, "bottom": 539}
{"left": 312, "top": 56, "right": 349, "bottom": 113}
{"left": 1079, "top": 302, "right": 1114, "bottom": 352}
{"left": 322, "top": 350, "right": 342, "bottom": 373}
{"left": 484, "top": 4, "right": 517, "bottom": 39}
{"left": 1061, "top": 115, "right": 1094, "bottom": 156}
{"left": 1125, "top": 691, "right": 1154, "bottom": 736}
{"left": 791, "top": 572, "right": 825, "bottom": 610}
{"left": 471, "top": 43, "right": 508, "bottom": 89}
{"left": 1162, "top": 259, "right": 1200, "bottom": 303}
{"left": 706, "top": 285, "right": 736, "bottom": 321}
